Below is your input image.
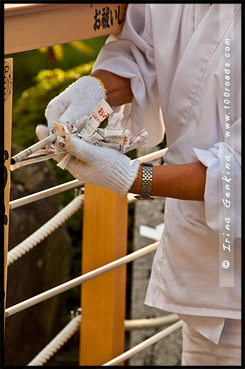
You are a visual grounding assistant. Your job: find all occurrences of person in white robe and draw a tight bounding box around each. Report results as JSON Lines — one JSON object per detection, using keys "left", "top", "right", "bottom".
{"left": 43, "top": 4, "right": 241, "bottom": 366}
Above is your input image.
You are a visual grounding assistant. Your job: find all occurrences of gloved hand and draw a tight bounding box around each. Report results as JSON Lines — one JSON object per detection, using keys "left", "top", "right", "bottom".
{"left": 45, "top": 75, "right": 106, "bottom": 133}
{"left": 35, "top": 116, "right": 88, "bottom": 164}
{"left": 64, "top": 135, "right": 140, "bottom": 197}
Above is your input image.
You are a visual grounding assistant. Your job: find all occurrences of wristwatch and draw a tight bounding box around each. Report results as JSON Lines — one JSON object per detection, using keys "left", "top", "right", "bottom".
{"left": 135, "top": 162, "right": 154, "bottom": 200}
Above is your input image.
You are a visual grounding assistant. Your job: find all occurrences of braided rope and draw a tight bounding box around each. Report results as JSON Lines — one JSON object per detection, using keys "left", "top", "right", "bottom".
{"left": 7, "top": 195, "right": 84, "bottom": 266}
{"left": 27, "top": 314, "right": 81, "bottom": 366}
{"left": 124, "top": 314, "right": 179, "bottom": 331}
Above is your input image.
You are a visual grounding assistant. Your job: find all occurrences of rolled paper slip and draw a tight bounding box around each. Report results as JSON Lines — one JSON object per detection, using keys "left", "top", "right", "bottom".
{"left": 105, "top": 135, "right": 129, "bottom": 146}
{"left": 11, "top": 133, "right": 57, "bottom": 164}
{"left": 96, "top": 141, "right": 122, "bottom": 151}
{"left": 10, "top": 151, "right": 67, "bottom": 171}
{"left": 107, "top": 112, "right": 124, "bottom": 128}
{"left": 97, "top": 127, "right": 126, "bottom": 137}
{"left": 80, "top": 99, "right": 113, "bottom": 139}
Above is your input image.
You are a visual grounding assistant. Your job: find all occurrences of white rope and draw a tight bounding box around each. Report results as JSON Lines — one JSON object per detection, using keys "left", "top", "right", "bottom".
{"left": 103, "top": 320, "right": 183, "bottom": 366}
{"left": 7, "top": 195, "right": 84, "bottom": 266}
{"left": 27, "top": 314, "right": 81, "bottom": 366}
{"left": 124, "top": 314, "right": 180, "bottom": 331}
{"left": 5, "top": 242, "right": 159, "bottom": 318}
{"left": 10, "top": 180, "right": 84, "bottom": 209}
{"left": 136, "top": 148, "right": 167, "bottom": 164}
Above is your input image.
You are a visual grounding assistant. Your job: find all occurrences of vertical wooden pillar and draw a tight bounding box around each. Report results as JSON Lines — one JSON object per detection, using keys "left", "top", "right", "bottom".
{"left": 3, "top": 59, "right": 13, "bottom": 328}
{"left": 79, "top": 184, "right": 127, "bottom": 366}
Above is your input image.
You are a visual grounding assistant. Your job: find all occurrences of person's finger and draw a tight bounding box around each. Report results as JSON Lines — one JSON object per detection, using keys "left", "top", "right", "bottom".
{"left": 45, "top": 98, "right": 69, "bottom": 129}
{"left": 35, "top": 124, "right": 50, "bottom": 140}
{"left": 59, "top": 105, "right": 86, "bottom": 126}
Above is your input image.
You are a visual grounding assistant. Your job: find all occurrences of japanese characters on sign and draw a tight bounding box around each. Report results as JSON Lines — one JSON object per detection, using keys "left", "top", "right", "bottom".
{"left": 4, "top": 150, "right": 9, "bottom": 226}
{"left": 4, "top": 58, "right": 13, "bottom": 309}
{"left": 93, "top": 5, "right": 126, "bottom": 32}
{"left": 4, "top": 60, "right": 13, "bottom": 228}
{"left": 4, "top": 61, "right": 12, "bottom": 102}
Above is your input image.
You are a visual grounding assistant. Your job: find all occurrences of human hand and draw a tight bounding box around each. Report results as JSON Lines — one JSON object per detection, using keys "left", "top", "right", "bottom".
{"left": 36, "top": 114, "right": 90, "bottom": 163}
{"left": 64, "top": 135, "right": 140, "bottom": 196}
{"left": 45, "top": 75, "right": 106, "bottom": 133}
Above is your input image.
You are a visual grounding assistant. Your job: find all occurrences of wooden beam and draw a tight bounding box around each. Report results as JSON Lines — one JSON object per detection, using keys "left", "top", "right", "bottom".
{"left": 80, "top": 184, "right": 127, "bottom": 365}
{"left": 4, "top": 3, "right": 127, "bottom": 54}
{"left": 4, "top": 58, "right": 13, "bottom": 331}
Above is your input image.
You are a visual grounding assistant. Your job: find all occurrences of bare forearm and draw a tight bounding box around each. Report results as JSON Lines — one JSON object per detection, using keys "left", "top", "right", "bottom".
{"left": 130, "top": 161, "right": 207, "bottom": 201}
{"left": 92, "top": 69, "right": 133, "bottom": 106}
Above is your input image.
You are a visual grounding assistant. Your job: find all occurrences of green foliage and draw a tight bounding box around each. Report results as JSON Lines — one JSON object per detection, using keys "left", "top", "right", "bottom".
{"left": 6, "top": 37, "right": 108, "bottom": 105}
{"left": 12, "top": 61, "right": 94, "bottom": 149}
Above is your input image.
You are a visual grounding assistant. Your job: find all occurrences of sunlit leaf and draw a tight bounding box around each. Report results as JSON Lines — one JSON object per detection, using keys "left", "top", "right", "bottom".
{"left": 70, "top": 41, "right": 95, "bottom": 56}
{"left": 38, "top": 45, "right": 63, "bottom": 64}
{"left": 52, "top": 45, "right": 63, "bottom": 62}
{"left": 38, "top": 47, "right": 48, "bottom": 54}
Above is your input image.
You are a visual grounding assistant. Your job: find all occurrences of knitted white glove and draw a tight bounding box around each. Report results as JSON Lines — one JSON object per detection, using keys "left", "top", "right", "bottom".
{"left": 45, "top": 76, "right": 106, "bottom": 132}
{"left": 36, "top": 124, "right": 50, "bottom": 141}
{"left": 65, "top": 135, "right": 140, "bottom": 197}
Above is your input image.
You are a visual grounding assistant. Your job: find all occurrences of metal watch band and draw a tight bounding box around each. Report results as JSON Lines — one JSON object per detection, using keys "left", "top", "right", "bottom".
{"left": 135, "top": 162, "right": 154, "bottom": 200}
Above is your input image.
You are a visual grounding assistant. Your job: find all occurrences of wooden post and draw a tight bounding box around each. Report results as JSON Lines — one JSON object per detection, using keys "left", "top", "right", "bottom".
{"left": 79, "top": 184, "right": 127, "bottom": 366}
{"left": 3, "top": 59, "right": 13, "bottom": 329}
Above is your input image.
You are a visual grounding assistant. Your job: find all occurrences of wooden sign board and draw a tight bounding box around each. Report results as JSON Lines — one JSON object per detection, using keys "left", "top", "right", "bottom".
{"left": 4, "top": 4, "right": 127, "bottom": 54}
{"left": 4, "top": 58, "right": 13, "bottom": 314}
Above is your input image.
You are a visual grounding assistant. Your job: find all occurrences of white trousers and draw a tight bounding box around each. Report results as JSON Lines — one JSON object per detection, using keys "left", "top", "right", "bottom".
{"left": 181, "top": 319, "right": 241, "bottom": 366}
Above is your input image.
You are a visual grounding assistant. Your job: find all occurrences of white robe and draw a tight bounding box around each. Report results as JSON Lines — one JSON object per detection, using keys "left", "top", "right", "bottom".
{"left": 93, "top": 4, "right": 241, "bottom": 343}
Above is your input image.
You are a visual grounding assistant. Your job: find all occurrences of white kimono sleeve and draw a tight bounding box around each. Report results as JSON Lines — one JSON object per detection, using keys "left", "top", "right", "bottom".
{"left": 193, "top": 117, "right": 241, "bottom": 241}
{"left": 93, "top": 4, "right": 165, "bottom": 148}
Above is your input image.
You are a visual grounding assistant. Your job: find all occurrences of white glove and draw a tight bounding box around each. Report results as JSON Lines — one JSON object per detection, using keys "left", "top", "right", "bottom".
{"left": 45, "top": 76, "right": 106, "bottom": 132}
{"left": 36, "top": 124, "right": 50, "bottom": 141}
{"left": 65, "top": 135, "right": 140, "bottom": 197}
{"left": 36, "top": 117, "right": 88, "bottom": 165}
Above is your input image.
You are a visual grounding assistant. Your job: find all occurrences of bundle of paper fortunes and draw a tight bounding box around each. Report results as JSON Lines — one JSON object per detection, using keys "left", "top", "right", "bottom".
{"left": 11, "top": 99, "right": 148, "bottom": 171}
{"left": 53, "top": 99, "right": 149, "bottom": 169}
